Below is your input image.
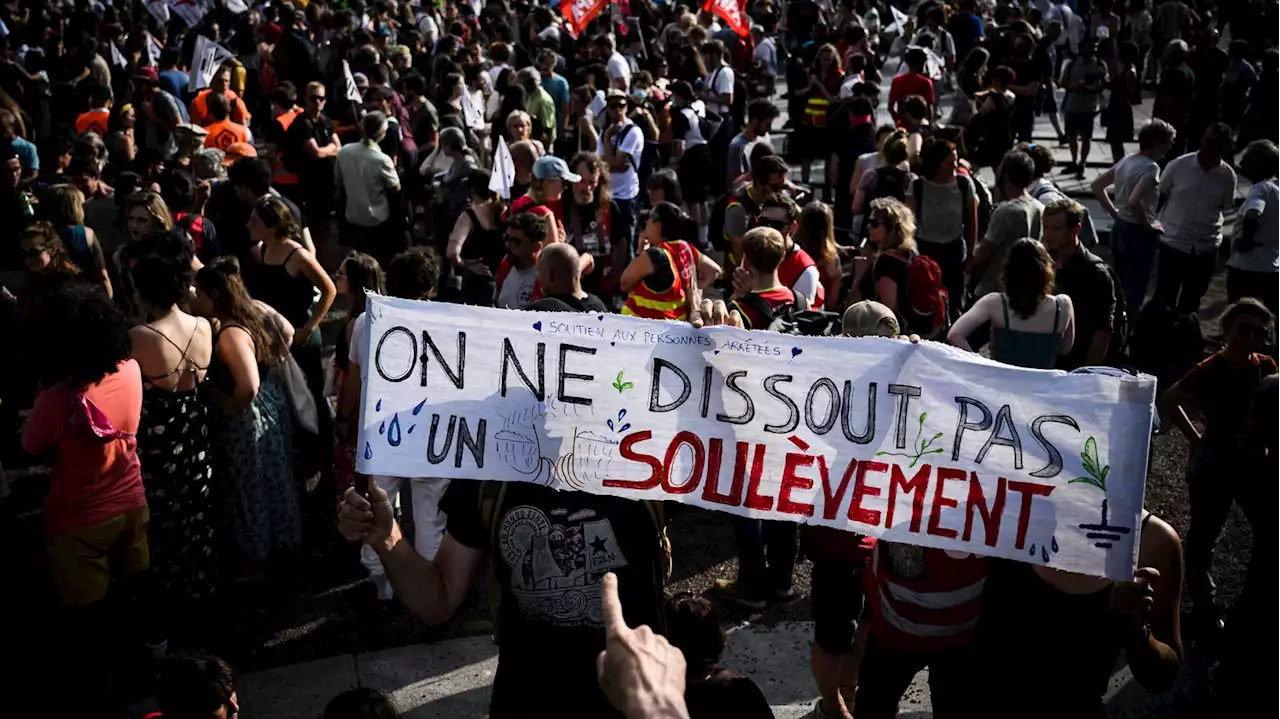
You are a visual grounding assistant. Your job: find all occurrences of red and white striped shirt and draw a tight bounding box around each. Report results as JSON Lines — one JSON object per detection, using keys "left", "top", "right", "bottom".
{"left": 863, "top": 541, "right": 987, "bottom": 653}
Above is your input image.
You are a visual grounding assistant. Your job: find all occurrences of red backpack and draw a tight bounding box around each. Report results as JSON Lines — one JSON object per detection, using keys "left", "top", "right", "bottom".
{"left": 887, "top": 250, "right": 949, "bottom": 337}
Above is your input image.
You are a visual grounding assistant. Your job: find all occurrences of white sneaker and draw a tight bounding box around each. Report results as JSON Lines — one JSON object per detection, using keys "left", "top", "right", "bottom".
{"left": 807, "top": 699, "right": 845, "bottom": 719}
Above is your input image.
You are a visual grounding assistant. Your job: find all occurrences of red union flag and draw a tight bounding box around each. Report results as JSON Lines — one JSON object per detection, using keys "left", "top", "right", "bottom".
{"left": 563, "top": 0, "right": 606, "bottom": 38}
{"left": 704, "top": 0, "right": 749, "bottom": 37}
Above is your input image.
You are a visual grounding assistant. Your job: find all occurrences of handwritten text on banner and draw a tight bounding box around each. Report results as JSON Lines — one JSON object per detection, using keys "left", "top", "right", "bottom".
{"left": 357, "top": 297, "right": 1155, "bottom": 580}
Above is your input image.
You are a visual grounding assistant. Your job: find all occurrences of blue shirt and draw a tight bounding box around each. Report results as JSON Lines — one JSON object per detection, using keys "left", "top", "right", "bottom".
{"left": 11, "top": 137, "right": 38, "bottom": 172}
{"left": 158, "top": 70, "right": 190, "bottom": 103}
{"left": 542, "top": 72, "right": 570, "bottom": 132}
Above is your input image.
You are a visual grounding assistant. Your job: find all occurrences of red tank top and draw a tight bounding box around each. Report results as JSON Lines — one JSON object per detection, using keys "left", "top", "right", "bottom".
{"left": 778, "top": 244, "right": 825, "bottom": 309}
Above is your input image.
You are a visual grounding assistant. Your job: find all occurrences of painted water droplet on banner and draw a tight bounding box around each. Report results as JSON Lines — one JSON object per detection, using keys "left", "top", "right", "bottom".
{"left": 413, "top": 398, "right": 427, "bottom": 415}
{"left": 387, "top": 414, "right": 402, "bottom": 447}
{"left": 363, "top": 443, "right": 372, "bottom": 460}
{"left": 1029, "top": 543, "right": 1036, "bottom": 556}
{"left": 1051, "top": 536, "right": 1059, "bottom": 553}
{"left": 376, "top": 399, "right": 382, "bottom": 411}
{"left": 1041, "top": 545, "right": 1050, "bottom": 562}
{"left": 379, "top": 421, "right": 386, "bottom": 435}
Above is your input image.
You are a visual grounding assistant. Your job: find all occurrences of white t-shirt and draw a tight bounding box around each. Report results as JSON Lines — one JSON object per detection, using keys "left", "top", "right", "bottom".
{"left": 349, "top": 312, "right": 370, "bottom": 371}
{"left": 707, "top": 64, "right": 736, "bottom": 116}
{"left": 1158, "top": 152, "right": 1237, "bottom": 253}
{"left": 487, "top": 63, "right": 511, "bottom": 89}
{"left": 599, "top": 119, "right": 645, "bottom": 201}
{"left": 1112, "top": 153, "right": 1161, "bottom": 227}
{"left": 1229, "top": 179, "right": 1280, "bottom": 273}
{"left": 497, "top": 264, "right": 538, "bottom": 309}
{"left": 607, "top": 52, "right": 632, "bottom": 87}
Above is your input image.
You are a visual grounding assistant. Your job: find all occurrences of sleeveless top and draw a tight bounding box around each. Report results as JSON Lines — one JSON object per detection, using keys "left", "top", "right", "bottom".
{"left": 249, "top": 244, "right": 313, "bottom": 330}
{"left": 991, "top": 295, "right": 1064, "bottom": 370}
{"left": 460, "top": 207, "right": 506, "bottom": 272}
{"left": 58, "top": 225, "right": 95, "bottom": 275}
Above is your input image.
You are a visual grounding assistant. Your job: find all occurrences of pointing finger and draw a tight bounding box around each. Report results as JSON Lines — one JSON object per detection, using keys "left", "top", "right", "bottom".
{"left": 601, "top": 572, "right": 627, "bottom": 637}
{"left": 343, "top": 487, "right": 371, "bottom": 511}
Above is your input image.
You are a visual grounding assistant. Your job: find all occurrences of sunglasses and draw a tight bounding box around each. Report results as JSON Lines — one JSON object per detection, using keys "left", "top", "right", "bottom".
{"left": 760, "top": 218, "right": 790, "bottom": 231}
{"left": 309, "top": 95, "right": 327, "bottom": 102}
{"left": 867, "top": 218, "right": 883, "bottom": 229}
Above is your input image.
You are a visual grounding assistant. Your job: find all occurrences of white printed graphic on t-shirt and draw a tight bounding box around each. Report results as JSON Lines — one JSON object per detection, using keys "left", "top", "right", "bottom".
{"left": 499, "top": 505, "right": 629, "bottom": 627}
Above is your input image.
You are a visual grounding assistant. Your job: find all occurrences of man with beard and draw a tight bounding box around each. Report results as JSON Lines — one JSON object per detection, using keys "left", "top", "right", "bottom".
{"left": 722, "top": 155, "right": 788, "bottom": 266}
{"left": 562, "top": 153, "right": 624, "bottom": 298}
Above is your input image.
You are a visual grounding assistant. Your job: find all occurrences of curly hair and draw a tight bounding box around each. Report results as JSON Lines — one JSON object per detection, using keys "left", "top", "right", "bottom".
{"left": 868, "top": 197, "right": 917, "bottom": 253}
{"left": 31, "top": 283, "right": 132, "bottom": 388}
{"left": 132, "top": 229, "right": 196, "bottom": 310}
{"left": 385, "top": 247, "right": 441, "bottom": 301}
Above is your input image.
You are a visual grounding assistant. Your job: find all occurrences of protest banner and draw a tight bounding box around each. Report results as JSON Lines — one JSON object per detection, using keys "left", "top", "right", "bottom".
{"left": 189, "top": 35, "right": 233, "bottom": 92}
{"left": 356, "top": 297, "right": 1155, "bottom": 581}
{"left": 704, "top": 0, "right": 749, "bottom": 37}
{"left": 562, "top": 0, "right": 606, "bottom": 38}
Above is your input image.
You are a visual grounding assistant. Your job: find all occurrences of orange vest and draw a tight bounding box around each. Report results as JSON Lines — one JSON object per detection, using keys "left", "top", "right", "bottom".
{"left": 204, "top": 119, "right": 250, "bottom": 150}
{"left": 75, "top": 110, "right": 110, "bottom": 137}
{"left": 191, "top": 89, "right": 250, "bottom": 125}
{"left": 622, "top": 242, "right": 700, "bottom": 321}
{"left": 270, "top": 108, "right": 302, "bottom": 185}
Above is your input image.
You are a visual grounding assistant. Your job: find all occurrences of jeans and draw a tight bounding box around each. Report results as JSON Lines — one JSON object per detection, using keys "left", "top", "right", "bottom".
{"left": 1110, "top": 219, "right": 1160, "bottom": 313}
{"left": 1152, "top": 242, "right": 1217, "bottom": 316}
{"left": 919, "top": 237, "right": 968, "bottom": 319}
{"left": 1185, "top": 442, "right": 1250, "bottom": 613}
{"left": 733, "top": 517, "right": 798, "bottom": 596}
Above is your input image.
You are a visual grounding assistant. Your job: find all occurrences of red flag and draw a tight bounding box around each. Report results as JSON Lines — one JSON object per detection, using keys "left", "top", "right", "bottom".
{"left": 562, "top": 0, "right": 607, "bottom": 38}
{"left": 703, "top": 0, "right": 750, "bottom": 37}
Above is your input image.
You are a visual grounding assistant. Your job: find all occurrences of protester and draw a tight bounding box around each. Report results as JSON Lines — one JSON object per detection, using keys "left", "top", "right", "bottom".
{"left": 665, "top": 593, "right": 773, "bottom": 718}
{"left": 620, "top": 202, "right": 719, "bottom": 322}
{"left": 1227, "top": 140, "right": 1279, "bottom": 313}
{"left": 906, "top": 138, "right": 976, "bottom": 316}
{"left": 1042, "top": 200, "right": 1119, "bottom": 370}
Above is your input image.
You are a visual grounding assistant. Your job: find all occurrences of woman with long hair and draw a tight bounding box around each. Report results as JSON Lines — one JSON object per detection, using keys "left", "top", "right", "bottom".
{"left": 620, "top": 201, "right": 721, "bottom": 322}
{"left": 192, "top": 256, "right": 302, "bottom": 571}
{"left": 114, "top": 191, "right": 175, "bottom": 320}
{"left": 129, "top": 230, "right": 218, "bottom": 635}
{"left": 953, "top": 46, "right": 990, "bottom": 125}
{"left": 332, "top": 251, "right": 384, "bottom": 493}
{"left": 16, "top": 222, "right": 82, "bottom": 313}
{"left": 948, "top": 239, "right": 1075, "bottom": 369}
{"left": 795, "top": 44, "right": 844, "bottom": 189}
{"left": 794, "top": 202, "right": 842, "bottom": 311}
{"left": 852, "top": 129, "right": 912, "bottom": 223}
{"left": 43, "top": 184, "right": 111, "bottom": 295}
{"left": 851, "top": 198, "right": 920, "bottom": 325}
{"left": 447, "top": 168, "right": 506, "bottom": 306}
{"left": 906, "top": 138, "right": 978, "bottom": 318}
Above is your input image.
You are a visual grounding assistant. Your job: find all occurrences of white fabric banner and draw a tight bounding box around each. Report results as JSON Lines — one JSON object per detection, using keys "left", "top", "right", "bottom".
{"left": 189, "top": 34, "right": 233, "bottom": 92}
{"left": 169, "top": 0, "right": 206, "bottom": 28}
{"left": 356, "top": 298, "right": 1155, "bottom": 580}
{"left": 145, "top": 0, "right": 170, "bottom": 25}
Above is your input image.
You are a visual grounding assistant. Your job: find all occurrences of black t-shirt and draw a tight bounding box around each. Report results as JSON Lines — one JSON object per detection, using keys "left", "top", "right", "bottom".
{"left": 1054, "top": 248, "right": 1116, "bottom": 371}
{"left": 438, "top": 481, "right": 665, "bottom": 718}
{"left": 872, "top": 250, "right": 913, "bottom": 324}
{"left": 284, "top": 112, "right": 336, "bottom": 180}
{"left": 1008, "top": 57, "right": 1043, "bottom": 114}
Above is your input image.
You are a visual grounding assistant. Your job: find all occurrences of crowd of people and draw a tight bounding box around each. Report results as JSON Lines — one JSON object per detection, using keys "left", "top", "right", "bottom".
{"left": 0, "top": 0, "right": 1276, "bottom": 717}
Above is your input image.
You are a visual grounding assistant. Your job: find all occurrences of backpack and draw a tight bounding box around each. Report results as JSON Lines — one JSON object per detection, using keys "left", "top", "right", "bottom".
{"left": 887, "top": 249, "right": 949, "bottom": 338}
{"left": 618, "top": 124, "right": 661, "bottom": 192}
{"left": 477, "top": 482, "right": 671, "bottom": 644}
{"left": 1097, "top": 257, "right": 1130, "bottom": 365}
{"left": 912, "top": 173, "right": 978, "bottom": 243}
{"left": 1032, "top": 183, "right": 1098, "bottom": 249}
{"left": 708, "top": 185, "right": 762, "bottom": 253}
{"left": 737, "top": 288, "right": 845, "bottom": 336}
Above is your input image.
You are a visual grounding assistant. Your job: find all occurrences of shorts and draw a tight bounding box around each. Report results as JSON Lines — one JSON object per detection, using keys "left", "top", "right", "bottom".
{"left": 1064, "top": 111, "right": 1095, "bottom": 139}
{"left": 48, "top": 505, "right": 150, "bottom": 605}
{"left": 810, "top": 554, "right": 865, "bottom": 655}
{"left": 1037, "top": 87, "right": 1058, "bottom": 115}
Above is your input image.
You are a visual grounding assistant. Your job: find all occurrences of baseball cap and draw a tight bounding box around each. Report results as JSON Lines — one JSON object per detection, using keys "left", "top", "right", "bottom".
{"left": 533, "top": 155, "right": 582, "bottom": 183}
{"left": 193, "top": 149, "right": 227, "bottom": 179}
{"left": 222, "top": 142, "right": 257, "bottom": 166}
{"left": 842, "top": 301, "right": 901, "bottom": 338}
{"left": 605, "top": 88, "right": 627, "bottom": 103}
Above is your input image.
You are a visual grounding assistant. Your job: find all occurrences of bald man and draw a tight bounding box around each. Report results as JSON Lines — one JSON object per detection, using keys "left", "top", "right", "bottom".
{"left": 530, "top": 243, "right": 609, "bottom": 313}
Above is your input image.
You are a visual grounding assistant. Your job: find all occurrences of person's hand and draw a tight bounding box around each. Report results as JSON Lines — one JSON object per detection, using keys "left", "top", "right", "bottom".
{"left": 338, "top": 484, "right": 395, "bottom": 549}
{"left": 1110, "top": 567, "right": 1159, "bottom": 622}
{"left": 194, "top": 179, "right": 212, "bottom": 209}
{"left": 730, "top": 265, "right": 751, "bottom": 298}
{"left": 699, "top": 298, "right": 744, "bottom": 328}
{"left": 1, "top": 285, "right": 16, "bottom": 304}
{"left": 1149, "top": 220, "right": 1164, "bottom": 234}
{"left": 465, "top": 259, "right": 493, "bottom": 277}
{"left": 903, "top": 334, "right": 922, "bottom": 344}
{"left": 851, "top": 255, "right": 872, "bottom": 278}
{"left": 596, "top": 573, "right": 690, "bottom": 719}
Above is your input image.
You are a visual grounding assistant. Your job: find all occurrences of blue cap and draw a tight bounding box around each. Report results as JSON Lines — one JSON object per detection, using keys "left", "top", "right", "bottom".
{"left": 532, "top": 155, "right": 581, "bottom": 183}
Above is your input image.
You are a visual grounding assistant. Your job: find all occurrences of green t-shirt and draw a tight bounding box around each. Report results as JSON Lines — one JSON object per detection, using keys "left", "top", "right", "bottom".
{"left": 527, "top": 87, "right": 558, "bottom": 146}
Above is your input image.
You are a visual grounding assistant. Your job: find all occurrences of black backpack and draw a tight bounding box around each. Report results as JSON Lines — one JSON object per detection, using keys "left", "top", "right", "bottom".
{"left": 737, "top": 289, "right": 842, "bottom": 336}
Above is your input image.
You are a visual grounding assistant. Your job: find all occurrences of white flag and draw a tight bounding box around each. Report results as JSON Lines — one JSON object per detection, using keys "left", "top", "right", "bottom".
{"left": 225, "top": 0, "right": 249, "bottom": 13}
{"left": 189, "top": 34, "right": 233, "bottom": 92}
{"left": 110, "top": 42, "right": 128, "bottom": 69}
{"left": 145, "top": 0, "right": 170, "bottom": 25}
{"left": 888, "top": 6, "right": 909, "bottom": 35}
{"left": 489, "top": 136, "right": 515, "bottom": 200}
{"left": 343, "top": 60, "right": 363, "bottom": 102}
{"left": 460, "top": 90, "right": 483, "bottom": 130}
{"left": 145, "top": 33, "right": 164, "bottom": 67}
{"left": 169, "top": 0, "right": 206, "bottom": 28}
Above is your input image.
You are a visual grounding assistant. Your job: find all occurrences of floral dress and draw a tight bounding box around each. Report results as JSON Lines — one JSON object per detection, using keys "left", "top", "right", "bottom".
{"left": 140, "top": 384, "right": 218, "bottom": 601}
{"left": 209, "top": 324, "right": 302, "bottom": 563}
